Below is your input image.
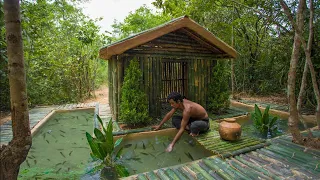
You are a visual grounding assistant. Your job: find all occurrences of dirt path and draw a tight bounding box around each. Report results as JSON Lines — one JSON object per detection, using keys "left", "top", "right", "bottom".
{"left": 0, "top": 86, "right": 109, "bottom": 126}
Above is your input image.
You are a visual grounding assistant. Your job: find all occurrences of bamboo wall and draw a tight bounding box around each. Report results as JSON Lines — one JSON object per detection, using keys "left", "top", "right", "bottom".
{"left": 108, "top": 29, "right": 221, "bottom": 120}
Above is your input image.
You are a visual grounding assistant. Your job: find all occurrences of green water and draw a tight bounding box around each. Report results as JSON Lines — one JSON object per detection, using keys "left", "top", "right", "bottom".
{"left": 114, "top": 129, "right": 213, "bottom": 176}
{"left": 18, "top": 109, "right": 94, "bottom": 179}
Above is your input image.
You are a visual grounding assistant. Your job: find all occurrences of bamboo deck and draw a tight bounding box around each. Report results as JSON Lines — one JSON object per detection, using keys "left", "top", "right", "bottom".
{"left": 122, "top": 125, "right": 320, "bottom": 179}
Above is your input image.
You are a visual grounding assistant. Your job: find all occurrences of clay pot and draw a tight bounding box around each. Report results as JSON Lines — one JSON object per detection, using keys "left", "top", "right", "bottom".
{"left": 219, "top": 118, "right": 242, "bottom": 141}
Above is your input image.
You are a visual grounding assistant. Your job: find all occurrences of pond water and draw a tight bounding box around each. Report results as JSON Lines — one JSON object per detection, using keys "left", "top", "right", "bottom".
{"left": 18, "top": 109, "right": 94, "bottom": 179}
{"left": 237, "top": 117, "right": 316, "bottom": 139}
{"left": 113, "top": 129, "right": 213, "bottom": 176}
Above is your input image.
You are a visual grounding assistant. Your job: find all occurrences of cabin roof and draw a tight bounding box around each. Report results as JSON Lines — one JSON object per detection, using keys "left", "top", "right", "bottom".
{"left": 99, "top": 15, "right": 237, "bottom": 60}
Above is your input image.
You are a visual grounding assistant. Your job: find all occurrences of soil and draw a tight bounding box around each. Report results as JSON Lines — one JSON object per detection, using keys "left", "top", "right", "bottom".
{"left": 234, "top": 92, "right": 288, "bottom": 105}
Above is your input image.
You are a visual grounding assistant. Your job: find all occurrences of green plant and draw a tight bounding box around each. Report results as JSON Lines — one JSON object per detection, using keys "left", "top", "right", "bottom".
{"left": 86, "top": 115, "right": 129, "bottom": 177}
{"left": 119, "top": 59, "right": 151, "bottom": 126}
{"left": 251, "top": 104, "right": 279, "bottom": 133}
{"left": 207, "top": 61, "right": 230, "bottom": 114}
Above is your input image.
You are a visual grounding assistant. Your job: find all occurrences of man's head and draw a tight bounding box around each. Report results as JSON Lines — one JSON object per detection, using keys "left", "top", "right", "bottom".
{"left": 167, "top": 92, "right": 183, "bottom": 109}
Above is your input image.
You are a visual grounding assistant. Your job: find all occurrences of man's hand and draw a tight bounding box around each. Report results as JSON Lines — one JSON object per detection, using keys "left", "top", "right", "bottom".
{"left": 152, "top": 125, "right": 161, "bottom": 131}
{"left": 166, "top": 143, "right": 174, "bottom": 152}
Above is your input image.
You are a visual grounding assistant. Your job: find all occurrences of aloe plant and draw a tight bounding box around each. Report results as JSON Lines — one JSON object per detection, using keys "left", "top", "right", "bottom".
{"left": 251, "top": 104, "right": 279, "bottom": 134}
{"left": 86, "top": 115, "right": 129, "bottom": 177}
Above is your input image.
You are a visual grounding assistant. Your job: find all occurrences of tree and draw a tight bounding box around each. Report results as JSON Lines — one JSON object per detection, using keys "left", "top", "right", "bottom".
{"left": 119, "top": 59, "right": 150, "bottom": 126}
{"left": 207, "top": 61, "right": 230, "bottom": 114}
{"left": 280, "top": 0, "right": 320, "bottom": 148}
{"left": 0, "top": 0, "right": 32, "bottom": 179}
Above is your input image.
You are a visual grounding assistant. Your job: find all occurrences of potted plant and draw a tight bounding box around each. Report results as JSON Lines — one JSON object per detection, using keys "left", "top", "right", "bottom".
{"left": 85, "top": 115, "right": 129, "bottom": 179}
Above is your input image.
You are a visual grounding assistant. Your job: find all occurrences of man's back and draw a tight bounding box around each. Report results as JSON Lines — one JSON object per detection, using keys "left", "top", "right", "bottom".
{"left": 182, "top": 99, "right": 208, "bottom": 119}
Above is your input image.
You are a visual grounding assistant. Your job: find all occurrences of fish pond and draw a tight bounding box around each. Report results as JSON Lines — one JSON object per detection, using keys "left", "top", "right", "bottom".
{"left": 113, "top": 128, "right": 214, "bottom": 176}
{"left": 18, "top": 109, "right": 94, "bottom": 179}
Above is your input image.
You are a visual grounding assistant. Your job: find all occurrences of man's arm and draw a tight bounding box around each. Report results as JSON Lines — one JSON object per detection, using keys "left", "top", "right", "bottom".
{"left": 166, "top": 110, "right": 190, "bottom": 152}
{"left": 152, "top": 108, "right": 176, "bottom": 130}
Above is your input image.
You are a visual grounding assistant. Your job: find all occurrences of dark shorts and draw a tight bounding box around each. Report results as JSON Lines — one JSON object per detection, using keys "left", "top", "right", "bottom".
{"left": 172, "top": 115, "right": 210, "bottom": 134}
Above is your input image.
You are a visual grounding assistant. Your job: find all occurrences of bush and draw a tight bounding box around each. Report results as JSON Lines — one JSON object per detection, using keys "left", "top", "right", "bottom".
{"left": 207, "top": 61, "right": 230, "bottom": 114}
{"left": 251, "top": 104, "right": 279, "bottom": 134}
{"left": 119, "top": 59, "right": 150, "bottom": 126}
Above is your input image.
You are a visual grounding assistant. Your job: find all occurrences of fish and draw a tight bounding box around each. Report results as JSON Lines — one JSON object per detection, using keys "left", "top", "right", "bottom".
{"left": 26, "top": 160, "right": 30, "bottom": 167}
{"left": 124, "top": 144, "right": 132, "bottom": 148}
{"left": 34, "top": 159, "right": 37, "bottom": 165}
{"left": 46, "top": 140, "right": 50, "bottom": 144}
{"left": 178, "top": 158, "right": 181, "bottom": 163}
{"left": 47, "top": 159, "right": 51, "bottom": 161}
{"left": 184, "top": 152, "right": 194, "bottom": 161}
{"left": 69, "top": 151, "right": 73, "bottom": 156}
{"left": 67, "top": 167, "right": 71, "bottom": 171}
{"left": 150, "top": 153, "right": 157, "bottom": 159}
{"left": 142, "top": 142, "right": 146, "bottom": 149}
{"left": 42, "top": 133, "right": 47, "bottom": 139}
{"left": 140, "top": 152, "right": 148, "bottom": 155}
{"left": 56, "top": 168, "right": 62, "bottom": 173}
{"left": 59, "top": 130, "right": 66, "bottom": 133}
{"left": 60, "top": 152, "right": 66, "bottom": 158}
{"left": 156, "top": 151, "right": 165, "bottom": 156}
{"left": 62, "top": 161, "right": 67, "bottom": 165}
{"left": 28, "top": 156, "right": 33, "bottom": 159}
{"left": 60, "top": 134, "right": 65, "bottom": 137}
{"left": 55, "top": 163, "right": 62, "bottom": 167}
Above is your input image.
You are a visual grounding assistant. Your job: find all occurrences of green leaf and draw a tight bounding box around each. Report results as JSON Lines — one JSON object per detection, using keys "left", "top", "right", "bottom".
{"left": 94, "top": 128, "right": 106, "bottom": 142}
{"left": 105, "top": 118, "right": 114, "bottom": 153}
{"left": 86, "top": 132, "right": 103, "bottom": 160}
{"left": 97, "top": 115, "right": 108, "bottom": 135}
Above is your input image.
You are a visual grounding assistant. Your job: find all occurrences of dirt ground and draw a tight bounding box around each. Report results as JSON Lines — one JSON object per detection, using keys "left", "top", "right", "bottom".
{"left": 0, "top": 86, "right": 109, "bottom": 126}
{"left": 234, "top": 92, "right": 288, "bottom": 105}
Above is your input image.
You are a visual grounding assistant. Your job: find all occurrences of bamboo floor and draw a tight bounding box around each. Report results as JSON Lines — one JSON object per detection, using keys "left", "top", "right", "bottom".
{"left": 123, "top": 123, "right": 320, "bottom": 180}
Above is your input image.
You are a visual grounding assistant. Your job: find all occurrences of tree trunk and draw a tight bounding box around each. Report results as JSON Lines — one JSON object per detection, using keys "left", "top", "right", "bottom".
{"left": 0, "top": 1, "right": 32, "bottom": 179}
{"left": 281, "top": 0, "right": 306, "bottom": 144}
{"left": 301, "top": 0, "right": 320, "bottom": 129}
{"left": 297, "top": 60, "right": 312, "bottom": 135}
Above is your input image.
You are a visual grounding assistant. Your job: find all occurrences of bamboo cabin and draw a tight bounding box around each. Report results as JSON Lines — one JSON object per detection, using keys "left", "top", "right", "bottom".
{"left": 99, "top": 15, "right": 237, "bottom": 120}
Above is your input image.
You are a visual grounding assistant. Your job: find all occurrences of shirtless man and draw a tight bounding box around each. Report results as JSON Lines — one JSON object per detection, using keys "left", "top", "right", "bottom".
{"left": 152, "top": 92, "right": 210, "bottom": 152}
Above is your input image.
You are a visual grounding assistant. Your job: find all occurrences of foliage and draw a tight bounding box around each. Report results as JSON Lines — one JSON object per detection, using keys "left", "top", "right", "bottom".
{"left": 110, "top": 5, "right": 171, "bottom": 40}
{"left": 119, "top": 59, "right": 151, "bottom": 126}
{"left": 0, "top": 2, "right": 10, "bottom": 111}
{"left": 207, "top": 61, "right": 230, "bottom": 114}
{"left": 0, "top": 0, "right": 109, "bottom": 110}
{"left": 251, "top": 104, "right": 279, "bottom": 134}
{"left": 85, "top": 115, "right": 129, "bottom": 177}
